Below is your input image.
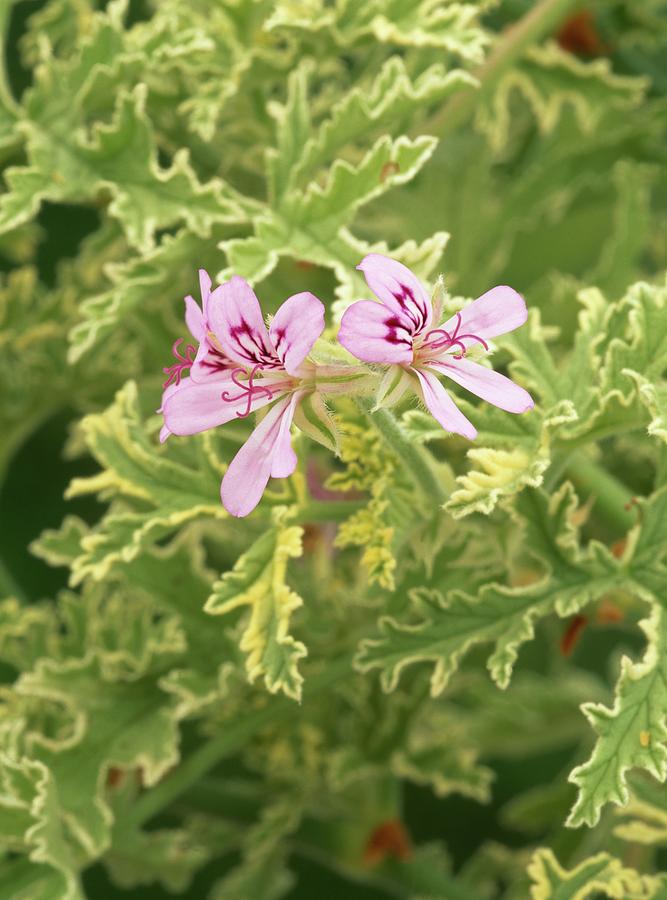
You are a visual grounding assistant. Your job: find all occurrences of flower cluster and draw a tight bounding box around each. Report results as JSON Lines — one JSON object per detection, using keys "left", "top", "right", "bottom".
{"left": 160, "top": 255, "right": 534, "bottom": 516}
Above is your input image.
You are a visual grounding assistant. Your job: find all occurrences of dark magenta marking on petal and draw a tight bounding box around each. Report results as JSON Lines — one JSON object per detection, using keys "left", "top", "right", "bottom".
{"left": 200, "top": 343, "right": 233, "bottom": 372}
{"left": 390, "top": 283, "right": 427, "bottom": 332}
{"left": 272, "top": 326, "right": 287, "bottom": 355}
{"left": 229, "top": 318, "right": 277, "bottom": 366}
{"left": 384, "top": 315, "right": 413, "bottom": 347}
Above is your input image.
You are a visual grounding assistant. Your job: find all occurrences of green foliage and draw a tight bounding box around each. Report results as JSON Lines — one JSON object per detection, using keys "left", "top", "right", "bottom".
{"left": 2, "top": 0, "right": 667, "bottom": 897}
{"left": 63, "top": 381, "right": 227, "bottom": 585}
{"left": 0, "top": 756, "right": 81, "bottom": 900}
{"left": 476, "top": 41, "right": 647, "bottom": 152}
{"left": 205, "top": 514, "right": 307, "bottom": 701}
{"left": 328, "top": 418, "right": 408, "bottom": 591}
{"left": 527, "top": 847, "right": 665, "bottom": 899}
{"left": 566, "top": 487, "right": 667, "bottom": 827}
{"left": 356, "top": 483, "right": 623, "bottom": 693}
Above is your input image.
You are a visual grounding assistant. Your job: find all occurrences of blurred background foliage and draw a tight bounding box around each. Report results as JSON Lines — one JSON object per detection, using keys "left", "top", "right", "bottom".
{"left": 1, "top": 0, "right": 667, "bottom": 898}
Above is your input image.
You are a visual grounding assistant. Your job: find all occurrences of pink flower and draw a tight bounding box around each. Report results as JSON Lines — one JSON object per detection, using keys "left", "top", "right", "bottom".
{"left": 164, "top": 269, "right": 241, "bottom": 386}
{"left": 161, "top": 274, "right": 325, "bottom": 516}
{"left": 159, "top": 269, "right": 236, "bottom": 443}
{"left": 338, "top": 254, "right": 534, "bottom": 438}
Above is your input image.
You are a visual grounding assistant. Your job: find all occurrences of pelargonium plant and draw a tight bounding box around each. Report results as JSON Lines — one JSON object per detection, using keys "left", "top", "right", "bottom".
{"left": 1, "top": 1, "right": 667, "bottom": 899}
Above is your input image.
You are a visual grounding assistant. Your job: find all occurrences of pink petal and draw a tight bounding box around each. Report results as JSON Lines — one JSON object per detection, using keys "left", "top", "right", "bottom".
{"left": 271, "top": 392, "right": 301, "bottom": 477}
{"left": 159, "top": 378, "right": 184, "bottom": 408}
{"left": 190, "top": 348, "right": 232, "bottom": 383}
{"left": 191, "top": 335, "right": 235, "bottom": 384}
{"left": 203, "top": 282, "right": 224, "bottom": 327}
{"left": 269, "top": 292, "right": 325, "bottom": 376}
{"left": 358, "top": 254, "right": 432, "bottom": 336}
{"left": 158, "top": 378, "right": 183, "bottom": 443}
{"left": 413, "top": 368, "right": 477, "bottom": 440}
{"left": 221, "top": 393, "right": 300, "bottom": 517}
{"left": 184, "top": 295, "right": 204, "bottom": 342}
{"left": 208, "top": 276, "right": 276, "bottom": 368}
{"left": 443, "top": 286, "right": 527, "bottom": 344}
{"left": 199, "top": 268, "right": 212, "bottom": 314}
{"left": 431, "top": 358, "right": 534, "bottom": 414}
{"left": 338, "top": 300, "right": 414, "bottom": 364}
{"left": 163, "top": 376, "right": 276, "bottom": 436}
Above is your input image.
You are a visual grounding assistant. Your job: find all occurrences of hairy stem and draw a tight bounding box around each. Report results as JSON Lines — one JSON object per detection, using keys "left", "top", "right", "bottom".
{"left": 356, "top": 398, "right": 447, "bottom": 506}
{"left": 426, "top": 0, "right": 583, "bottom": 135}
{"left": 124, "top": 653, "right": 356, "bottom": 830}
{"left": 564, "top": 451, "right": 636, "bottom": 533}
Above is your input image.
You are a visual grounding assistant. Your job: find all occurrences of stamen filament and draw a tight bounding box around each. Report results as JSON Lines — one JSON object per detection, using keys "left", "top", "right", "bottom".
{"left": 163, "top": 339, "right": 197, "bottom": 388}
{"left": 221, "top": 364, "right": 275, "bottom": 418}
{"left": 420, "top": 313, "right": 489, "bottom": 360}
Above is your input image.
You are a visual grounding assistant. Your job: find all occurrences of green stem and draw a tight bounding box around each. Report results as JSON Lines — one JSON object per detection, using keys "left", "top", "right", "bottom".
{"left": 426, "top": 0, "right": 583, "bottom": 136}
{"left": 356, "top": 398, "right": 446, "bottom": 506}
{"left": 564, "top": 451, "right": 636, "bottom": 533}
{"left": 0, "top": 3, "right": 21, "bottom": 117}
{"left": 177, "top": 777, "right": 262, "bottom": 820}
{"left": 125, "top": 653, "right": 355, "bottom": 830}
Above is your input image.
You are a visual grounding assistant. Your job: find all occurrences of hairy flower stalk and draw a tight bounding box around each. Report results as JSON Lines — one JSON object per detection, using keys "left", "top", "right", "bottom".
{"left": 338, "top": 254, "right": 534, "bottom": 437}
{"left": 160, "top": 271, "right": 367, "bottom": 516}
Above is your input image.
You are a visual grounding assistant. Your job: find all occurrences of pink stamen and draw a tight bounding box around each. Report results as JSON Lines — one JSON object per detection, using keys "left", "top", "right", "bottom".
{"left": 221, "top": 364, "right": 275, "bottom": 418}
{"left": 419, "top": 328, "right": 453, "bottom": 351}
{"left": 163, "top": 338, "right": 197, "bottom": 388}
{"left": 421, "top": 313, "right": 489, "bottom": 359}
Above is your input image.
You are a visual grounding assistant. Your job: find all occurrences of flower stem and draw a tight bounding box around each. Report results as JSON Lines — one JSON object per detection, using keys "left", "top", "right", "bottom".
{"left": 355, "top": 398, "right": 447, "bottom": 506}
{"left": 124, "top": 653, "right": 355, "bottom": 830}
{"left": 426, "top": 0, "right": 584, "bottom": 136}
{"left": 564, "top": 451, "right": 636, "bottom": 533}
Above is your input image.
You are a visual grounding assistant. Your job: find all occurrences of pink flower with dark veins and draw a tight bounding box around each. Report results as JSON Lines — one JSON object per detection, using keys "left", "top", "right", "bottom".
{"left": 161, "top": 274, "right": 325, "bottom": 517}
{"left": 165, "top": 269, "right": 239, "bottom": 386}
{"left": 159, "top": 269, "right": 236, "bottom": 443}
{"left": 337, "top": 254, "right": 534, "bottom": 437}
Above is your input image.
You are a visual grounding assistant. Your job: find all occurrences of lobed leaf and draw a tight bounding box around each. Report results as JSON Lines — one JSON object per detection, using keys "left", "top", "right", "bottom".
{"left": 356, "top": 484, "right": 624, "bottom": 694}
{"left": 477, "top": 42, "right": 647, "bottom": 152}
{"left": 567, "top": 606, "right": 667, "bottom": 829}
{"left": 0, "top": 756, "right": 81, "bottom": 900}
{"left": 63, "top": 382, "right": 226, "bottom": 584}
{"left": 205, "top": 515, "right": 307, "bottom": 701}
